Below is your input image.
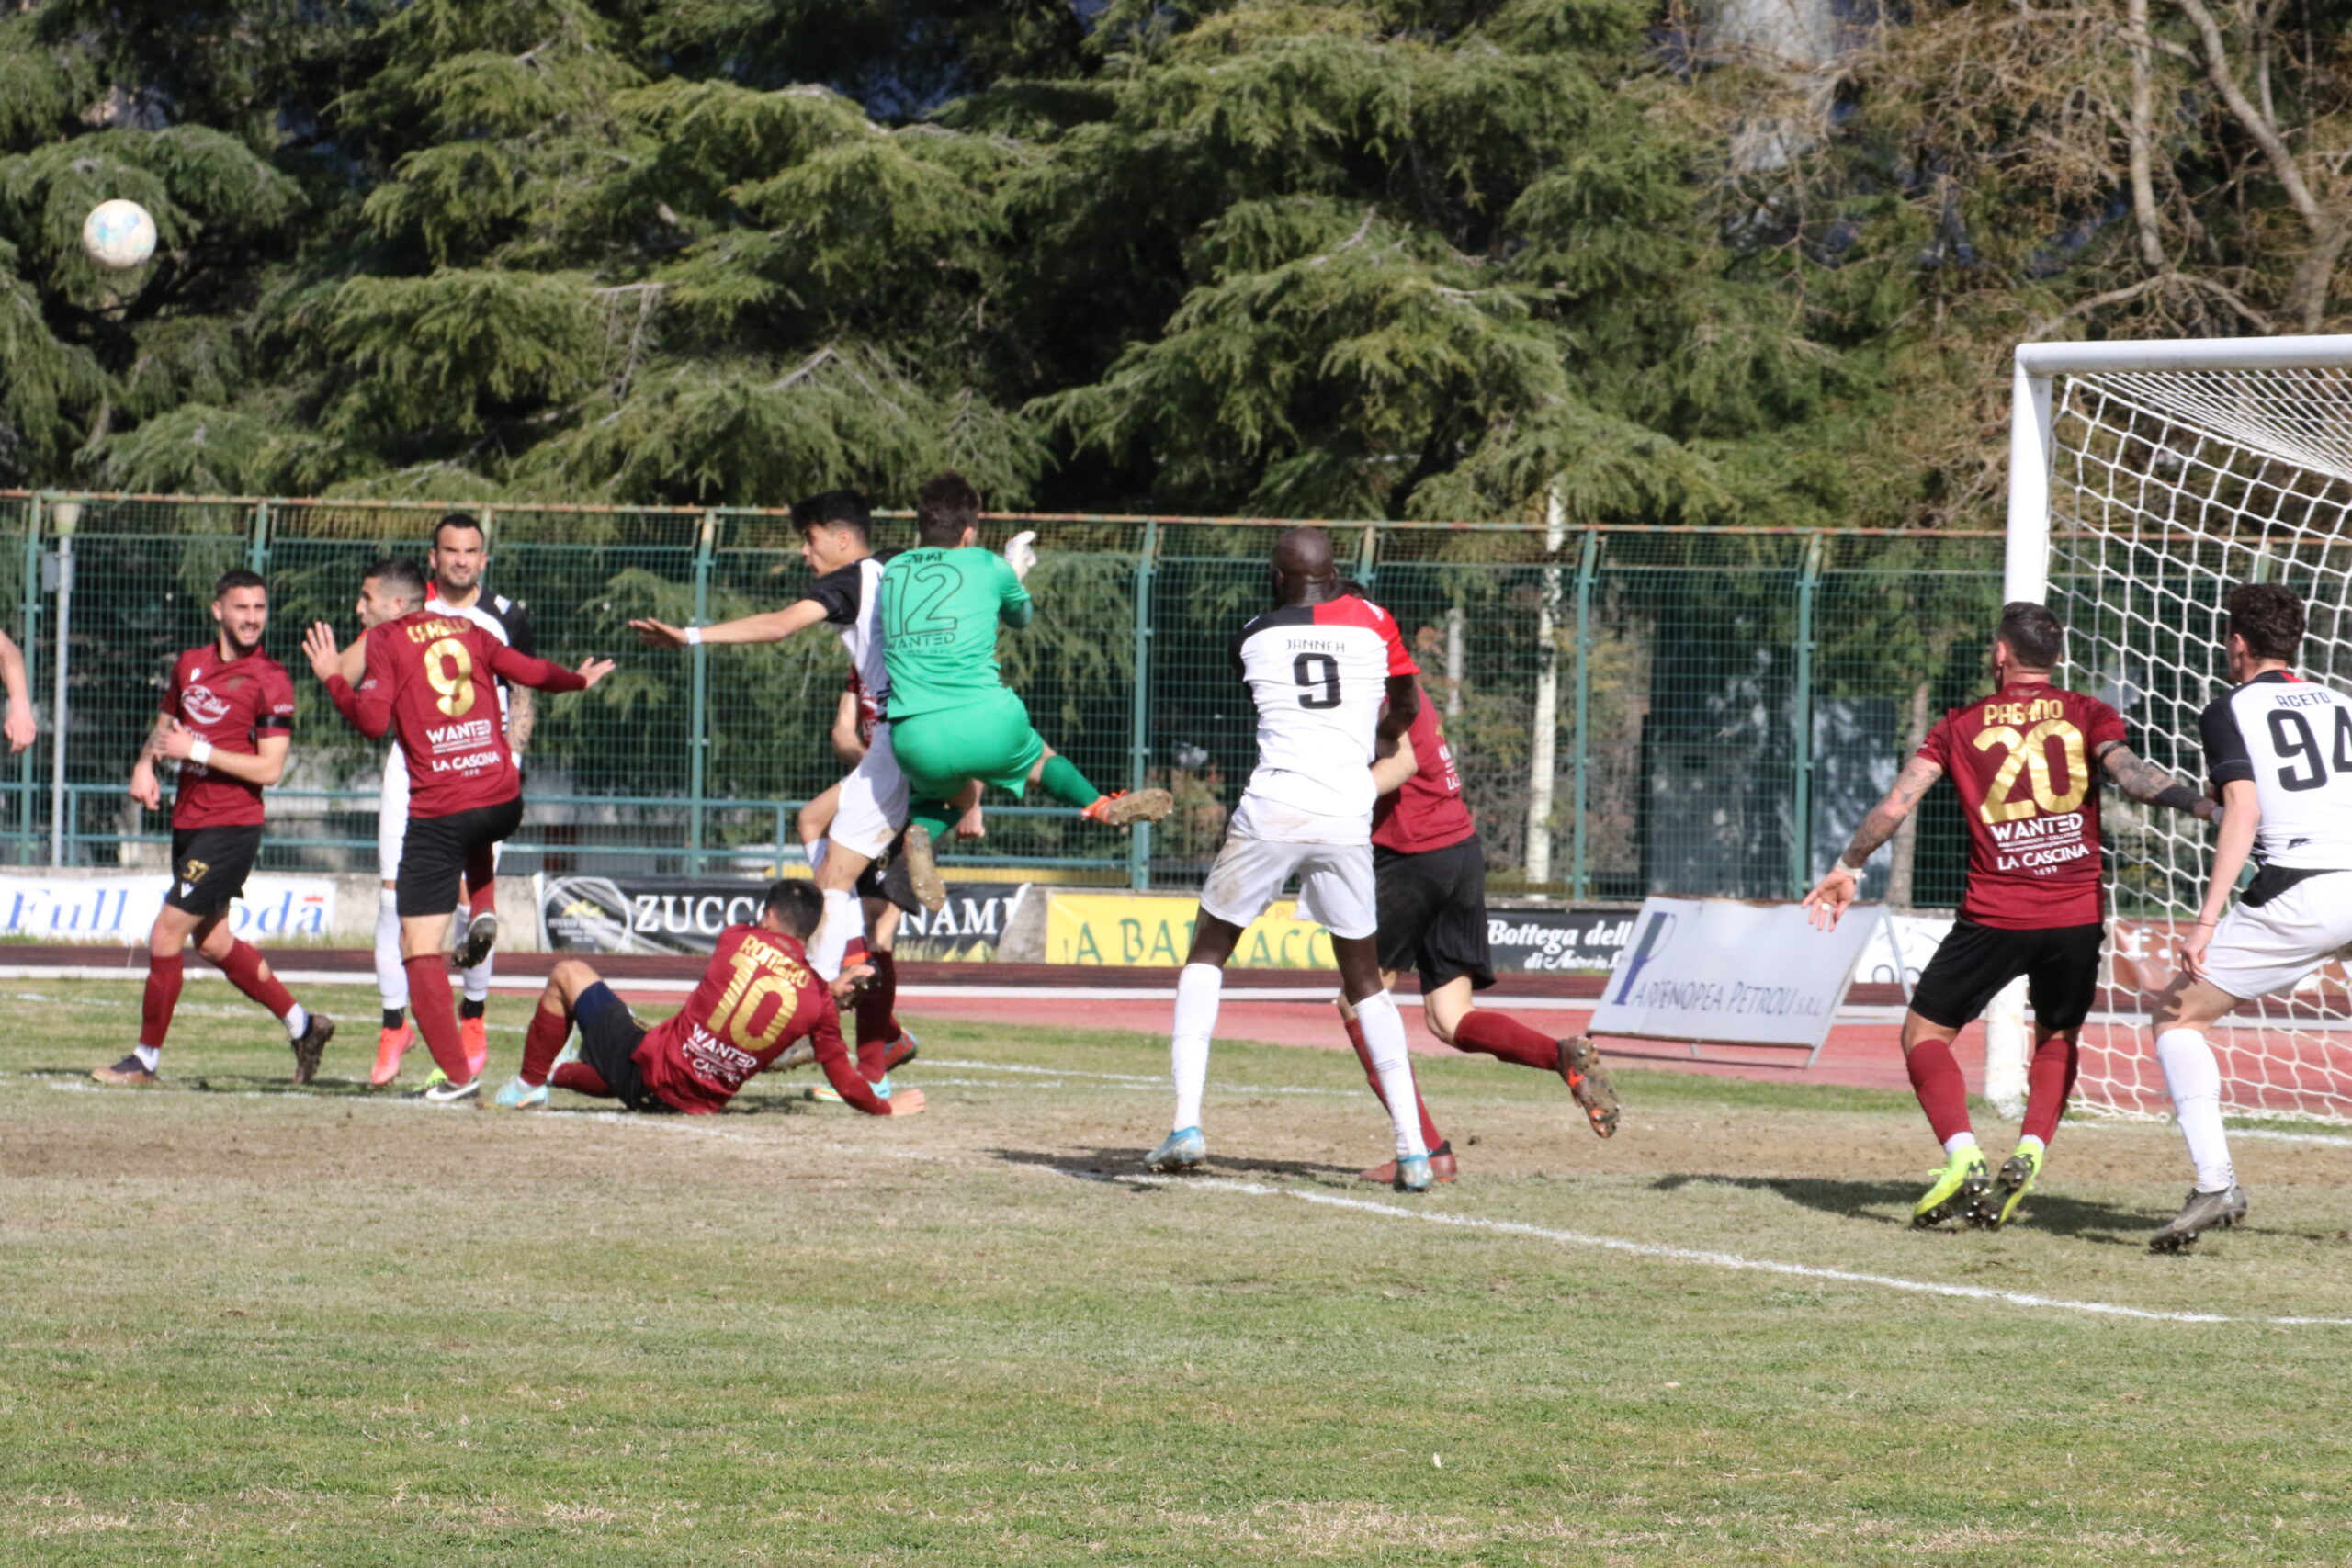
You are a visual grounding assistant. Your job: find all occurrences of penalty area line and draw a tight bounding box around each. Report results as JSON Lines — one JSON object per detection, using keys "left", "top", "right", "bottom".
{"left": 1069, "top": 1171, "right": 2352, "bottom": 1328}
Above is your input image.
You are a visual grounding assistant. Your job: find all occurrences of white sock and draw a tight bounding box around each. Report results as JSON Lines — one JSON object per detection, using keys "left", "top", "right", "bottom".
{"left": 1943, "top": 1132, "right": 1979, "bottom": 1156}
{"left": 1170, "top": 962, "right": 1222, "bottom": 1132}
{"left": 133, "top": 1043, "right": 160, "bottom": 1072}
{"left": 807, "top": 887, "right": 864, "bottom": 981}
{"left": 461, "top": 947, "right": 493, "bottom": 1005}
{"left": 2155, "top": 1028, "right": 2237, "bottom": 1191}
{"left": 1353, "top": 990, "right": 1430, "bottom": 1161}
{"left": 2016, "top": 1134, "right": 2046, "bottom": 1157}
{"left": 375, "top": 888, "right": 408, "bottom": 1012}
{"left": 283, "top": 1003, "right": 309, "bottom": 1040}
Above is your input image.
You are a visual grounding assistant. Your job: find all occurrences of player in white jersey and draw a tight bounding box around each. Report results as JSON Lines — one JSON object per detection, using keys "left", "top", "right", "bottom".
{"left": 630, "top": 489, "right": 898, "bottom": 990}
{"left": 363, "top": 513, "right": 537, "bottom": 1085}
{"left": 1146, "top": 527, "right": 1437, "bottom": 1189}
{"left": 2147, "top": 583, "right": 2352, "bottom": 1249}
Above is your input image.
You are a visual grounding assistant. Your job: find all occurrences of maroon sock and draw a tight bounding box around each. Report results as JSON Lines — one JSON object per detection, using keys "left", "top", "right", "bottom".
{"left": 402, "top": 955, "right": 470, "bottom": 1081}
{"left": 466, "top": 860, "right": 497, "bottom": 919}
{"left": 1344, "top": 1011, "right": 1445, "bottom": 1152}
{"left": 854, "top": 952, "right": 898, "bottom": 1082}
{"left": 140, "top": 951, "right": 185, "bottom": 1049}
{"left": 520, "top": 1001, "right": 571, "bottom": 1087}
{"left": 216, "top": 940, "right": 296, "bottom": 1020}
{"left": 2020, "top": 1033, "right": 2079, "bottom": 1145}
{"left": 552, "top": 1061, "right": 612, "bottom": 1098}
{"left": 1905, "top": 1037, "right": 1973, "bottom": 1145}
{"left": 1451, "top": 1010, "right": 1561, "bottom": 1072}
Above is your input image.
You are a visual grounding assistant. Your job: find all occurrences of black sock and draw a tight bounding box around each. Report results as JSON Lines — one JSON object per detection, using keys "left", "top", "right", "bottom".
{"left": 381, "top": 1007, "right": 404, "bottom": 1030}
{"left": 459, "top": 997, "right": 487, "bottom": 1021}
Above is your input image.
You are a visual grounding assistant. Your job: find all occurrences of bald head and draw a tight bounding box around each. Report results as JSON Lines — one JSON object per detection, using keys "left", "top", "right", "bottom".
{"left": 1270, "top": 526, "right": 1340, "bottom": 607}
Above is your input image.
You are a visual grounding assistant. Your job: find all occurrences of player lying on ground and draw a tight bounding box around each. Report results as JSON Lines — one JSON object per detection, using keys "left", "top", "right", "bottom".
{"left": 96, "top": 570, "right": 335, "bottom": 1086}
{"left": 2145, "top": 583, "right": 2351, "bottom": 1251}
{"left": 1148, "top": 527, "right": 1438, "bottom": 1190}
{"left": 877, "top": 471, "right": 1172, "bottom": 962}
{"left": 492, "top": 881, "right": 925, "bottom": 1119}
{"left": 304, "top": 558, "right": 613, "bottom": 1102}
{"left": 1804, "top": 601, "right": 2216, "bottom": 1230}
{"left": 1321, "top": 657, "right": 1618, "bottom": 1185}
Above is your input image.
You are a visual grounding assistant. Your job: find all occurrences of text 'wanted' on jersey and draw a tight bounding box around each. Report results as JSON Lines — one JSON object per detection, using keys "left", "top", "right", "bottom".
{"left": 1917, "top": 681, "right": 2127, "bottom": 929}
{"left": 1229, "top": 593, "right": 1419, "bottom": 835}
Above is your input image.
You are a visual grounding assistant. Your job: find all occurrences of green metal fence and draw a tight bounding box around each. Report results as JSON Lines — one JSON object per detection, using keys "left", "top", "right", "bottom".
{"left": 0, "top": 491, "right": 2012, "bottom": 901}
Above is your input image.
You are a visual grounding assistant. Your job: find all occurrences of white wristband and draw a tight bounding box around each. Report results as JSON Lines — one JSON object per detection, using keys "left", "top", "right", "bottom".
{"left": 188, "top": 739, "right": 213, "bottom": 767}
{"left": 684, "top": 626, "right": 704, "bottom": 646}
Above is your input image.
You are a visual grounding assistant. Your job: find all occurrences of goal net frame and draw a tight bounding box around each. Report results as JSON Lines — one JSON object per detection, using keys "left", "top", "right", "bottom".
{"left": 2006, "top": 333, "right": 2352, "bottom": 1122}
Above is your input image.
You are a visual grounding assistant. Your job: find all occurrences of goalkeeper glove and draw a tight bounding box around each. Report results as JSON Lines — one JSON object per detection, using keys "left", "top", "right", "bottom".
{"left": 1001, "top": 530, "right": 1038, "bottom": 582}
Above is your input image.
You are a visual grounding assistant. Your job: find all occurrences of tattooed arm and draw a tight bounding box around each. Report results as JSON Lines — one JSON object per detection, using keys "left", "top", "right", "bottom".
{"left": 1801, "top": 755, "right": 1944, "bottom": 931}
{"left": 2095, "top": 740, "right": 2222, "bottom": 822}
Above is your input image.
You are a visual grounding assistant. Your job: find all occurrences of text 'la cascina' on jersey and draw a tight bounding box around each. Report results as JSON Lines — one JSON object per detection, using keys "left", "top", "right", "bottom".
{"left": 1228, "top": 593, "right": 1419, "bottom": 832}
{"left": 1917, "top": 681, "right": 2127, "bottom": 929}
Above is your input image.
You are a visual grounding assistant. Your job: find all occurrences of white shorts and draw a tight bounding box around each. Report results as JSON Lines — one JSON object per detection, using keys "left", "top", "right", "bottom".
{"left": 2203, "top": 872, "right": 2352, "bottom": 1000}
{"left": 827, "top": 723, "right": 910, "bottom": 861}
{"left": 379, "top": 743, "right": 497, "bottom": 892}
{"left": 1199, "top": 833, "right": 1377, "bottom": 940}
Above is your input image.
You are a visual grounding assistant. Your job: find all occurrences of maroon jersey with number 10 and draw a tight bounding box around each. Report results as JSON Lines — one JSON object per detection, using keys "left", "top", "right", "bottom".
{"left": 161, "top": 646, "right": 296, "bottom": 829}
{"left": 633, "top": 924, "right": 881, "bottom": 1114}
{"left": 1917, "top": 680, "right": 2127, "bottom": 929}
{"left": 325, "top": 610, "right": 586, "bottom": 818}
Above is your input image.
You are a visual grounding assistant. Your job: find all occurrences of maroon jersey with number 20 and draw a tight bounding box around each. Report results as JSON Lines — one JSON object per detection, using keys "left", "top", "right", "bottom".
{"left": 634, "top": 924, "right": 881, "bottom": 1115}
{"left": 1917, "top": 681, "right": 2128, "bottom": 929}
{"left": 325, "top": 610, "right": 585, "bottom": 818}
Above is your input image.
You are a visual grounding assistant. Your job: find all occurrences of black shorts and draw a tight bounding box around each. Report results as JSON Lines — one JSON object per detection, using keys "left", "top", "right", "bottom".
{"left": 1374, "top": 833, "right": 1496, "bottom": 993}
{"left": 165, "top": 825, "right": 263, "bottom": 917}
{"left": 1909, "top": 919, "right": 2105, "bottom": 1034}
{"left": 574, "top": 981, "right": 673, "bottom": 1112}
{"left": 396, "top": 795, "right": 525, "bottom": 918}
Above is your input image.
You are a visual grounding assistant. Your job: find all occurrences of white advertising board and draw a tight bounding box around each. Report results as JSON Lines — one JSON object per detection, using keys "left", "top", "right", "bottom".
{"left": 1590, "top": 897, "right": 1879, "bottom": 1051}
{"left": 0, "top": 874, "right": 336, "bottom": 943}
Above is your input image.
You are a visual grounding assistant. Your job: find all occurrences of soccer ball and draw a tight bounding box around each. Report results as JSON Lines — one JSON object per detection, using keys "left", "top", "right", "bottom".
{"left": 82, "top": 200, "right": 157, "bottom": 271}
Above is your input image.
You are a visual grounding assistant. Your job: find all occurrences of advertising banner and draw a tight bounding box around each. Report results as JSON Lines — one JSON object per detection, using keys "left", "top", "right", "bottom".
{"left": 1590, "top": 897, "right": 1878, "bottom": 1050}
{"left": 0, "top": 874, "right": 335, "bottom": 943}
{"left": 1046, "top": 892, "right": 1334, "bottom": 969}
{"left": 542, "top": 875, "right": 1025, "bottom": 958}
{"left": 1485, "top": 908, "right": 1638, "bottom": 975}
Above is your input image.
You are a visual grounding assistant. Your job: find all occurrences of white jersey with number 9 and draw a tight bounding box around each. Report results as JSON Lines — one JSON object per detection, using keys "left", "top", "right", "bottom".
{"left": 1227, "top": 594, "right": 1419, "bottom": 840}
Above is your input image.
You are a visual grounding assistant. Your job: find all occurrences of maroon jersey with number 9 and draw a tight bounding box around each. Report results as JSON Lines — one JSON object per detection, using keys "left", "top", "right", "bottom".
{"left": 1917, "top": 680, "right": 2128, "bottom": 929}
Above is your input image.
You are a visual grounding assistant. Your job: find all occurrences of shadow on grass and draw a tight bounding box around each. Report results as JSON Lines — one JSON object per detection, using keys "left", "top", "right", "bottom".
{"left": 1651, "top": 1171, "right": 2165, "bottom": 1246}
{"left": 988, "top": 1145, "right": 1359, "bottom": 1182}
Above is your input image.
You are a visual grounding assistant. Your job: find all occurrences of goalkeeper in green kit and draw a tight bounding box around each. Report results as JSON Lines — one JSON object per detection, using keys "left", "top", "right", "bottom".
{"left": 883, "top": 473, "right": 1172, "bottom": 900}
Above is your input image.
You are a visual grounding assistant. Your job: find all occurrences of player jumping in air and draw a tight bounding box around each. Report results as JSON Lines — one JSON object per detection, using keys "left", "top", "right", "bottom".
{"left": 303, "top": 558, "right": 614, "bottom": 1102}
{"left": 1148, "top": 528, "right": 1435, "bottom": 1189}
{"left": 489, "top": 881, "right": 925, "bottom": 1120}
{"left": 368, "top": 513, "right": 541, "bottom": 1088}
{"left": 1326, "top": 648, "right": 1620, "bottom": 1184}
{"left": 96, "top": 570, "right": 335, "bottom": 1085}
{"left": 877, "top": 471, "right": 1172, "bottom": 978}
{"left": 2146, "top": 584, "right": 2352, "bottom": 1250}
{"left": 1804, "top": 602, "right": 2218, "bottom": 1228}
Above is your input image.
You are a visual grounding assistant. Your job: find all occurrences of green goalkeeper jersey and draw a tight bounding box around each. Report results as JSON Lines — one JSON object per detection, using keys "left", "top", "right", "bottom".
{"left": 880, "top": 545, "right": 1035, "bottom": 720}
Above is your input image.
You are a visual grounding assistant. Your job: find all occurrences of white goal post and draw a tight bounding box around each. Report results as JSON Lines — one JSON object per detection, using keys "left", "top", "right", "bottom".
{"left": 2007, "top": 333, "right": 2352, "bottom": 1122}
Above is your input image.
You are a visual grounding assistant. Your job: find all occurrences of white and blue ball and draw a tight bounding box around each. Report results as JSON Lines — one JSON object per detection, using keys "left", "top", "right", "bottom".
{"left": 81, "top": 199, "right": 157, "bottom": 270}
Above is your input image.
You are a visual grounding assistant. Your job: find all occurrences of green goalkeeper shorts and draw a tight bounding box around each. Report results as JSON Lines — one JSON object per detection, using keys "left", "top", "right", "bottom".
{"left": 889, "top": 690, "right": 1046, "bottom": 803}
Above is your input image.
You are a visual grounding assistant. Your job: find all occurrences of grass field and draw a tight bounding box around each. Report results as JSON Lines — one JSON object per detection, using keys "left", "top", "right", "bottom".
{"left": 9, "top": 977, "right": 2352, "bottom": 1565}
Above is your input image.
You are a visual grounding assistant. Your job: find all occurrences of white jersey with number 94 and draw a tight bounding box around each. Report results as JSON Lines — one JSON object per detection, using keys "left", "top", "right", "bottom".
{"left": 1226, "top": 594, "right": 1420, "bottom": 840}
{"left": 2201, "top": 670, "right": 2352, "bottom": 870}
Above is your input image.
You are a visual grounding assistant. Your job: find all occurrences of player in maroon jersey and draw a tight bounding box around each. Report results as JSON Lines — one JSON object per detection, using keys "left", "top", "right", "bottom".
{"left": 302, "top": 558, "right": 615, "bottom": 1102}
{"left": 489, "top": 881, "right": 927, "bottom": 1118}
{"left": 94, "top": 570, "right": 336, "bottom": 1086}
{"left": 1804, "top": 603, "right": 2218, "bottom": 1228}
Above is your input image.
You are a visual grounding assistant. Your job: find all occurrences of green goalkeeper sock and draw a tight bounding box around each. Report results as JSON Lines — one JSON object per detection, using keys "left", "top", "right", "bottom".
{"left": 1036, "top": 753, "right": 1104, "bottom": 810}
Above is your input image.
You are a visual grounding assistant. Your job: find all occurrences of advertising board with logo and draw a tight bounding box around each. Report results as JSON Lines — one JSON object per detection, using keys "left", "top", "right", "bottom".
{"left": 1045, "top": 891, "right": 1334, "bottom": 968}
{"left": 1486, "top": 908, "right": 1638, "bottom": 974}
{"left": 1590, "top": 897, "right": 1879, "bottom": 1053}
{"left": 542, "top": 875, "right": 1025, "bottom": 958}
{"left": 0, "top": 874, "right": 334, "bottom": 943}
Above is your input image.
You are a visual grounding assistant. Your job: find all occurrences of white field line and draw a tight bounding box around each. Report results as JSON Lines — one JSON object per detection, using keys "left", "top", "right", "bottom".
{"left": 1078, "top": 1171, "right": 2352, "bottom": 1328}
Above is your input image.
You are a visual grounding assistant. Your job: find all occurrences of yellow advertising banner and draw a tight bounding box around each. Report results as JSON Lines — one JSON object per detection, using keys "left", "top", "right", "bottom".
{"left": 1045, "top": 892, "right": 1335, "bottom": 969}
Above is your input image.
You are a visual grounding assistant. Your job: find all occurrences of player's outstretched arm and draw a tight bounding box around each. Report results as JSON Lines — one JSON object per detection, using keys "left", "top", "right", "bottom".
{"left": 2181, "top": 779, "right": 2260, "bottom": 979}
{"left": 1803, "top": 754, "right": 1943, "bottom": 930}
{"left": 2096, "top": 742, "right": 2222, "bottom": 822}
{"left": 485, "top": 640, "right": 615, "bottom": 693}
{"left": 0, "top": 630, "right": 34, "bottom": 753}
{"left": 630, "top": 599, "right": 830, "bottom": 649}
{"left": 156, "top": 722, "right": 289, "bottom": 788}
{"left": 310, "top": 622, "right": 393, "bottom": 739}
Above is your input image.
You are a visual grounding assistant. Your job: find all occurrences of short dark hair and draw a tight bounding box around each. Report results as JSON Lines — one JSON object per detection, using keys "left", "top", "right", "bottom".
{"left": 1995, "top": 601, "right": 2065, "bottom": 671}
{"left": 432, "top": 512, "right": 484, "bottom": 547}
{"left": 914, "top": 471, "right": 980, "bottom": 548}
{"left": 1335, "top": 577, "right": 1369, "bottom": 598}
{"left": 792, "top": 489, "right": 871, "bottom": 543}
{"left": 2226, "top": 581, "right": 2304, "bottom": 662}
{"left": 364, "top": 557, "right": 428, "bottom": 607}
{"left": 213, "top": 569, "right": 266, "bottom": 599}
{"left": 763, "top": 880, "right": 823, "bottom": 939}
